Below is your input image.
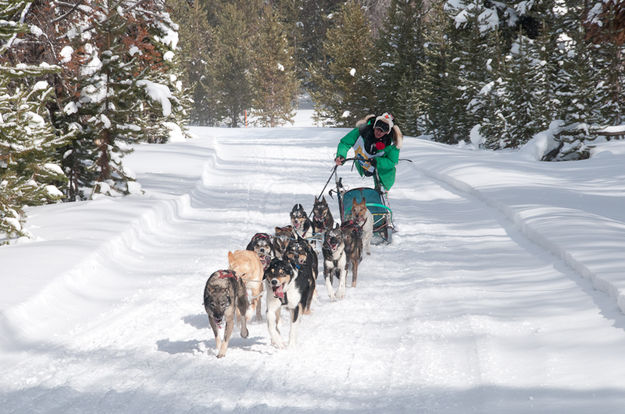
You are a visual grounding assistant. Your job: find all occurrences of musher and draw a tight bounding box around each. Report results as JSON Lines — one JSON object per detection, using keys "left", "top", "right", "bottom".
{"left": 334, "top": 112, "right": 403, "bottom": 192}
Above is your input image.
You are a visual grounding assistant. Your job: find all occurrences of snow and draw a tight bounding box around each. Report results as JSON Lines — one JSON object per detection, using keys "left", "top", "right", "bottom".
{"left": 136, "top": 80, "right": 172, "bottom": 117}
{"left": 60, "top": 46, "right": 73, "bottom": 64}
{"left": 63, "top": 101, "right": 78, "bottom": 115}
{"left": 2, "top": 113, "right": 625, "bottom": 412}
{"left": 596, "top": 124, "right": 625, "bottom": 134}
{"left": 42, "top": 163, "right": 64, "bottom": 176}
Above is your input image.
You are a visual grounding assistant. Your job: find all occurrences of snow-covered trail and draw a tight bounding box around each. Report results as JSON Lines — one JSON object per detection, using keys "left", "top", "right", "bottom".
{"left": 2, "top": 127, "right": 625, "bottom": 413}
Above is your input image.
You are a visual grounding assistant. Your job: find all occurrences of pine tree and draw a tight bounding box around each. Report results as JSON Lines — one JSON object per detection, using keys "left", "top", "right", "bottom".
{"left": 297, "top": 0, "right": 344, "bottom": 89}
{"left": 446, "top": 0, "right": 503, "bottom": 143}
{"left": 375, "top": 0, "right": 426, "bottom": 129}
{"left": 586, "top": 1, "right": 625, "bottom": 125}
{"left": 309, "top": 0, "right": 377, "bottom": 127}
{"left": 135, "top": 1, "right": 191, "bottom": 143}
{"left": 544, "top": 0, "right": 609, "bottom": 160}
{"left": 393, "top": 74, "right": 423, "bottom": 136}
{"left": 206, "top": 1, "right": 259, "bottom": 127}
{"left": 167, "top": 0, "right": 213, "bottom": 125}
{"left": 250, "top": 5, "right": 299, "bottom": 127}
{"left": 0, "top": 0, "right": 69, "bottom": 239}
{"left": 419, "top": 1, "right": 464, "bottom": 143}
{"left": 47, "top": 0, "right": 187, "bottom": 197}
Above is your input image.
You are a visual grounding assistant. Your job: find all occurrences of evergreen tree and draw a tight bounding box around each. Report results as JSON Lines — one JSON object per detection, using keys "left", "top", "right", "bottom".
{"left": 375, "top": 0, "right": 426, "bottom": 130}
{"left": 51, "top": 0, "right": 187, "bottom": 197}
{"left": 206, "top": 1, "right": 259, "bottom": 127}
{"left": 309, "top": 0, "right": 377, "bottom": 127}
{"left": 544, "top": 0, "right": 609, "bottom": 160}
{"left": 297, "top": 0, "right": 344, "bottom": 89}
{"left": 250, "top": 5, "right": 299, "bottom": 127}
{"left": 0, "top": 1, "right": 69, "bottom": 238}
{"left": 167, "top": 0, "right": 213, "bottom": 125}
{"left": 136, "top": 1, "right": 191, "bottom": 143}
{"left": 446, "top": 0, "right": 502, "bottom": 143}
{"left": 393, "top": 74, "right": 423, "bottom": 136}
{"left": 419, "top": 1, "right": 464, "bottom": 143}
{"left": 586, "top": 1, "right": 625, "bottom": 125}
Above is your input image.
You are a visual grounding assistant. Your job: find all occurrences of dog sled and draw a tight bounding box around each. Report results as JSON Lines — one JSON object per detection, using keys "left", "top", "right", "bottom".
{"left": 333, "top": 169, "right": 394, "bottom": 245}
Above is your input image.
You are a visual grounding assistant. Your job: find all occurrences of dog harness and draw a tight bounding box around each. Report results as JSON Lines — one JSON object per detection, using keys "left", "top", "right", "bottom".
{"left": 216, "top": 270, "right": 237, "bottom": 279}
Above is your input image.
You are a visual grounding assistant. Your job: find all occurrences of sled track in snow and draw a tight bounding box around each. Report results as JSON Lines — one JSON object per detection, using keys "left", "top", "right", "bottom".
{"left": 411, "top": 163, "right": 625, "bottom": 322}
{"left": 2, "top": 143, "right": 222, "bottom": 346}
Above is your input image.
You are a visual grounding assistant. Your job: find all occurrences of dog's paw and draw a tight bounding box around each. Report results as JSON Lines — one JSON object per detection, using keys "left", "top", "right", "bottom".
{"left": 216, "top": 352, "right": 226, "bottom": 358}
{"left": 271, "top": 339, "right": 286, "bottom": 349}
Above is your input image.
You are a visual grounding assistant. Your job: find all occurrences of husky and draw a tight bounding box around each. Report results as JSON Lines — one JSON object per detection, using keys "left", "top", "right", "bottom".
{"left": 284, "top": 236, "right": 317, "bottom": 313}
{"left": 228, "top": 250, "right": 264, "bottom": 322}
{"left": 321, "top": 224, "right": 347, "bottom": 300}
{"left": 341, "top": 220, "right": 363, "bottom": 288}
{"left": 290, "top": 203, "right": 314, "bottom": 240}
{"left": 348, "top": 198, "right": 373, "bottom": 255}
{"left": 264, "top": 257, "right": 313, "bottom": 349}
{"left": 246, "top": 232, "right": 274, "bottom": 270}
{"left": 203, "top": 270, "right": 249, "bottom": 358}
{"left": 312, "top": 196, "right": 334, "bottom": 236}
{"left": 273, "top": 225, "right": 294, "bottom": 260}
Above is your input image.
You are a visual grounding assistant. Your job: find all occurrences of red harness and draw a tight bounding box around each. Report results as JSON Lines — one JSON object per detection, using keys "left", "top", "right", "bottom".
{"left": 216, "top": 270, "right": 237, "bottom": 279}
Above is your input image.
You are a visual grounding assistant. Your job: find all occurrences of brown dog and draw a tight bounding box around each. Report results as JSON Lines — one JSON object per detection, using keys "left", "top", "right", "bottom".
{"left": 228, "top": 250, "right": 264, "bottom": 322}
{"left": 273, "top": 225, "right": 294, "bottom": 259}
{"left": 349, "top": 198, "right": 373, "bottom": 255}
{"left": 203, "top": 270, "right": 249, "bottom": 358}
{"left": 312, "top": 196, "right": 334, "bottom": 236}
{"left": 340, "top": 220, "right": 363, "bottom": 288}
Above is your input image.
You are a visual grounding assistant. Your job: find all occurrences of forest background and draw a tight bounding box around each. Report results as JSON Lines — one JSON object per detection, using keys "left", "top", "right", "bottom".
{"left": 1, "top": 0, "right": 624, "bottom": 241}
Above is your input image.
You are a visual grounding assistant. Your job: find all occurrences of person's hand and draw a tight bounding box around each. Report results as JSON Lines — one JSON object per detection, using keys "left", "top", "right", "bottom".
{"left": 334, "top": 156, "right": 345, "bottom": 166}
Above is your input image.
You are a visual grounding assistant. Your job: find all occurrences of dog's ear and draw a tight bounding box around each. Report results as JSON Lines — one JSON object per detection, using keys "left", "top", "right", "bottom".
{"left": 228, "top": 251, "right": 234, "bottom": 263}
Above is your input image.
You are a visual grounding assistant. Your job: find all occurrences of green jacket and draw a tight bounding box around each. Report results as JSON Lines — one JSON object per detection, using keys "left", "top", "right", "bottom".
{"left": 336, "top": 116, "right": 402, "bottom": 191}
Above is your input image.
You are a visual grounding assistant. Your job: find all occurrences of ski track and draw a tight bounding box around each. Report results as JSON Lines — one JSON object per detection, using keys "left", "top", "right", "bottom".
{"left": 2, "top": 128, "right": 625, "bottom": 412}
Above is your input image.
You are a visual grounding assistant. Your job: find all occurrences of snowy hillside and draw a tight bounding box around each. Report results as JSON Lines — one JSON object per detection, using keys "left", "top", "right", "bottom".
{"left": 1, "top": 126, "right": 625, "bottom": 413}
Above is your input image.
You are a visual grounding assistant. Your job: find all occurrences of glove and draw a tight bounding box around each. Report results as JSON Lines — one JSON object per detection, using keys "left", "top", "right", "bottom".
{"left": 334, "top": 156, "right": 345, "bottom": 166}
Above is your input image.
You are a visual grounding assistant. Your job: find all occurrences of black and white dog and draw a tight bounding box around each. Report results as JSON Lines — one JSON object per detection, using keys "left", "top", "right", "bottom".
{"left": 265, "top": 257, "right": 314, "bottom": 348}
{"left": 284, "top": 236, "right": 317, "bottom": 313}
{"left": 321, "top": 224, "right": 347, "bottom": 301}
{"left": 290, "top": 203, "right": 314, "bottom": 240}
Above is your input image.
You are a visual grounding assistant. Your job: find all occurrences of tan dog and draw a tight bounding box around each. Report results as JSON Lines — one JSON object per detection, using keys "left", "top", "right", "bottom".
{"left": 228, "top": 250, "right": 264, "bottom": 322}
{"left": 350, "top": 198, "right": 373, "bottom": 255}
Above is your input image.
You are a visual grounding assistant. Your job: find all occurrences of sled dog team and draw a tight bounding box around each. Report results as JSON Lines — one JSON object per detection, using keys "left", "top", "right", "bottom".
{"left": 203, "top": 196, "right": 374, "bottom": 358}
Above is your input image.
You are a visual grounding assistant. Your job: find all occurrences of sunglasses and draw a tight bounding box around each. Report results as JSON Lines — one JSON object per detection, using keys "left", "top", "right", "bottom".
{"left": 374, "top": 120, "right": 390, "bottom": 133}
